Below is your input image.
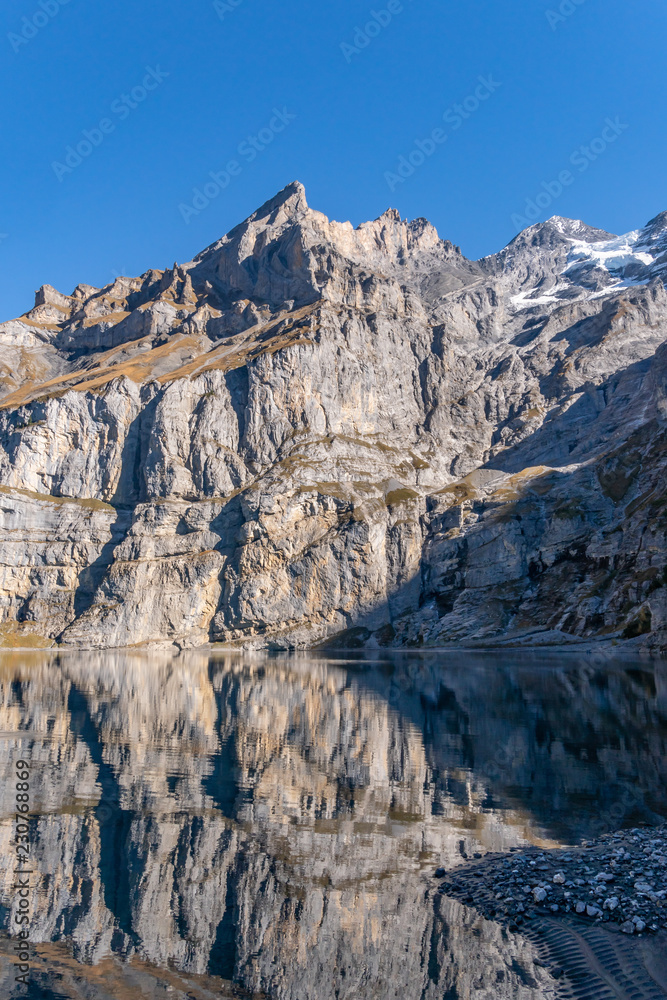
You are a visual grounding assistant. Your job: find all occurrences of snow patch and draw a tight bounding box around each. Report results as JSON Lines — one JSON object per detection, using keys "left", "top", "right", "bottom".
{"left": 548, "top": 216, "right": 590, "bottom": 236}
{"left": 565, "top": 231, "right": 653, "bottom": 273}
{"left": 510, "top": 289, "right": 561, "bottom": 309}
{"left": 562, "top": 224, "right": 666, "bottom": 294}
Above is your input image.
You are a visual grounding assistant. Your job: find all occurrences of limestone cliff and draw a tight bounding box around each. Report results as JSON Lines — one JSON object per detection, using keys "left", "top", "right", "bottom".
{"left": 1, "top": 182, "right": 667, "bottom": 650}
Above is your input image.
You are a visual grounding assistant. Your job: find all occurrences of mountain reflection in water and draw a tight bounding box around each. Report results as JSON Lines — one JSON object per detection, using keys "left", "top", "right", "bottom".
{"left": 0, "top": 649, "right": 666, "bottom": 999}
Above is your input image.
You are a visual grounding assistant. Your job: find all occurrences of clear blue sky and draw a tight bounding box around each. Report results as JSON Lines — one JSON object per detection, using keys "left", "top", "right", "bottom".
{"left": 1, "top": 0, "right": 665, "bottom": 318}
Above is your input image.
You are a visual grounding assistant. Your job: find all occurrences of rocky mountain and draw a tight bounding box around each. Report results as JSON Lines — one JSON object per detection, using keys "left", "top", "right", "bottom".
{"left": 1, "top": 182, "right": 667, "bottom": 651}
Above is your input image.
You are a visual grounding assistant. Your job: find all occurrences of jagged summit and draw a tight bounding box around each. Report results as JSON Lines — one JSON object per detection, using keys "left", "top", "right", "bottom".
{"left": 2, "top": 181, "right": 667, "bottom": 652}
{"left": 4, "top": 185, "right": 666, "bottom": 415}
{"left": 17, "top": 183, "right": 667, "bottom": 322}
{"left": 482, "top": 210, "right": 667, "bottom": 302}
{"left": 183, "top": 181, "right": 468, "bottom": 309}
{"left": 641, "top": 210, "right": 667, "bottom": 240}
{"left": 257, "top": 178, "right": 310, "bottom": 217}
{"left": 545, "top": 216, "right": 616, "bottom": 241}
{"left": 495, "top": 216, "right": 615, "bottom": 257}
{"left": 13, "top": 181, "right": 667, "bottom": 326}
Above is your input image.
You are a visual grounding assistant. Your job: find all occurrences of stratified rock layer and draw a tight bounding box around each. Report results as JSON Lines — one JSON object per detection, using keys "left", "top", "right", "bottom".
{"left": 2, "top": 183, "right": 667, "bottom": 650}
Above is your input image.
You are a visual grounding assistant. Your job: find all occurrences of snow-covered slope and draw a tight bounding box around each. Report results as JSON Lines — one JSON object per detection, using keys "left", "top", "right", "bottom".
{"left": 563, "top": 212, "right": 667, "bottom": 293}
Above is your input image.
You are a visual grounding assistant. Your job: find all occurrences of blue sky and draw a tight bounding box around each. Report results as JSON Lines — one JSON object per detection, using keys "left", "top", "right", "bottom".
{"left": 1, "top": 0, "right": 665, "bottom": 318}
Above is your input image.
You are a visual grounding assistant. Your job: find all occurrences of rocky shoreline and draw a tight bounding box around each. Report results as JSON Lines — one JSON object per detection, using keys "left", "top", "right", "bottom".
{"left": 436, "top": 825, "right": 667, "bottom": 936}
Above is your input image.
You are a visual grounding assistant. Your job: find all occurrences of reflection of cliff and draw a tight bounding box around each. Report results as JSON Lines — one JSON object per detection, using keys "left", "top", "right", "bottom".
{"left": 354, "top": 650, "right": 667, "bottom": 841}
{"left": 0, "top": 651, "right": 665, "bottom": 999}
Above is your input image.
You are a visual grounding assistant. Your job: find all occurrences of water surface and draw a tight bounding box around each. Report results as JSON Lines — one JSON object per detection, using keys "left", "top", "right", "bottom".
{"left": 0, "top": 649, "right": 666, "bottom": 999}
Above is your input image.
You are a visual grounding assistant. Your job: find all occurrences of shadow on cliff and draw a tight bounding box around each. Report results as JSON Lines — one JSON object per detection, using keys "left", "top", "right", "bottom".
{"left": 481, "top": 352, "right": 660, "bottom": 475}
{"left": 206, "top": 495, "right": 253, "bottom": 642}
{"left": 67, "top": 401, "right": 157, "bottom": 627}
{"left": 71, "top": 510, "right": 132, "bottom": 621}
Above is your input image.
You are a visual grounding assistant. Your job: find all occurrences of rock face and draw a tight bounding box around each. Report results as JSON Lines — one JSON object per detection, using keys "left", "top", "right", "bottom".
{"left": 1, "top": 182, "right": 667, "bottom": 650}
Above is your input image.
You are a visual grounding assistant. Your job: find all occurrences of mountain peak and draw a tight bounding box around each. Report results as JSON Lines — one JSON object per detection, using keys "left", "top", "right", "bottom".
{"left": 250, "top": 179, "right": 309, "bottom": 223}
{"left": 538, "top": 216, "right": 616, "bottom": 243}
{"left": 639, "top": 211, "right": 667, "bottom": 246}
{"left": 186, "top": 184, "right": 455, "bottom": 308}
{"left": 375, "top": 208, "right": 402, "bottom": 223}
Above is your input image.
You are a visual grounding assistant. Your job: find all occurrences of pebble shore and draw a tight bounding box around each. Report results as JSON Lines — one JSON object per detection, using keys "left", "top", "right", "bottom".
{"left": 436, "top": 825, "right": 667, "bottom": 936}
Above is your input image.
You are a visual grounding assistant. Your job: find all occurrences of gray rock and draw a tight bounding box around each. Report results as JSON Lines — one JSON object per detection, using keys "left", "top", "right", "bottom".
{"left": 2, "top": 182, "right": 667, "bottom": 649}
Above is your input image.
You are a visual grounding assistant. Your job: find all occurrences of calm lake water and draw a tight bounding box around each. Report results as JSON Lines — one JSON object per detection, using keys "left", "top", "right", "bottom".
{"left": 0, "top": 649, "right": 666, "bottom": 999}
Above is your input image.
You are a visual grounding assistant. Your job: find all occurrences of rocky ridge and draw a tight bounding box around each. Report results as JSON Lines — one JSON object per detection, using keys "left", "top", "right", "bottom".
{"left": 2, "top": 182, "right": 667, "bottom": 650}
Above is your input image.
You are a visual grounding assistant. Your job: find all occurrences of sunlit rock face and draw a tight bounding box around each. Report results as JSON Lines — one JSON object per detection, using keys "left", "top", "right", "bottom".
{"left": 1, "top": 184, "right": 667, "bottom": 649}
{"left": 0, "top": 651, "right": 666, "bottom": 997}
